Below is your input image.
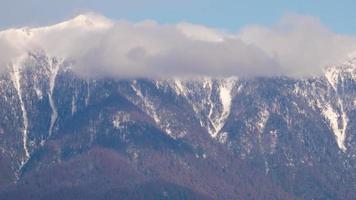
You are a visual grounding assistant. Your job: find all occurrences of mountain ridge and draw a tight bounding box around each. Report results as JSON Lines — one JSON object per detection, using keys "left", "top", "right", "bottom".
{"left": 0, "top": 51, "right": 355, "bottom": 199}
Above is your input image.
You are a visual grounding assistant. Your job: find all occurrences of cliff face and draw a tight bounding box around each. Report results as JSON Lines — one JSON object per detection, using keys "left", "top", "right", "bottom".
{"left": 0, "top": 52, "right": 355, "bottom": 200}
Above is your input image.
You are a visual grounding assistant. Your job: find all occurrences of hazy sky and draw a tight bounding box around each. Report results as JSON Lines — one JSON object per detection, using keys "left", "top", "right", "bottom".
{"left": 1, "top": 0, "right": 356, "bottom": 34}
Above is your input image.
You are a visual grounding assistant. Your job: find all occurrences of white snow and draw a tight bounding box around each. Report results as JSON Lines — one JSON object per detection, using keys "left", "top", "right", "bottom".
{"left": 131, "top": 81, "right": 187, "bottom": 139}
{"left": 338, "top": 99, "right": 348, "bottom": 151}
{"left": 112, "top": 112, "right": 130, "bottom": 129}
{"left": 325, "top": 68, "right": 338, "bottom": 91}
{"left": 48, "top": 58, "right": 60, "bottom": 137}
{"left": 0, "top": 13, "right": 112, "bottom": 39}
{"left": 131, "top": 81, "right": 162, "bottom": 126}
{"left": 322, "top": 103, "right": 347, "bottom": 151}
{"left": 219, "top": 81, "right": 233, "bottom": 116}
{"left": 324, "top": 63, "right": 353, "bottom": 152}
{"left": 269, "top": 130, "right": 278, "bottom": 154}
{"left": 204, "top": 77, "right": 237, "bottom": 138}
{"left": 71, "top": 95, "right": 77, "bottom": 116}
{"left": 208, "top": 77, "right": 237, "bottom": 138}
{"left": 85, "top": 80, "right": 90, "bottom": 106}
{"left": 257, "top": 108, "right": 269, "bottom": 133}
{"left": 323, "top": 64, "right": 352, "bottom": 152}
{"left": 173, "top": 79, "right": 186, "bottom": 96}
{"left": 10, "top": 59, "right": 30, "bottom": 166}
{"left": 264, "top": 160, "right": 270, "bottom": 175}
{"left": 170, "top": 77, "right": 238, "bottom": 139}
{"left": 131, "top": 81, "right": 160, "bottom": 124}
{"left": 205, "top": 77, "right": 215, "bottom": 134}
{"left": 218, "top": 132, "right": 229, "bottom": 144}
{"left": 34, "top": 87, "right": 43, "bottom": 99}
{"left": 52, "top": 14, "right": 113, "bottom": 30}
{"left": 216, "top": 77, "right": 236, "bottom": 133}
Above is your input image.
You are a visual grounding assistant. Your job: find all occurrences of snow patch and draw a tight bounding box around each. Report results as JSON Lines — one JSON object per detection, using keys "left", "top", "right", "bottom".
{"left": 216, "top": 77, "right": 236, "bottom": 133}
{"left": 34, "top": 87, "right": 43, "bottom": 99}
{"left": 269, "top": 130, "right": 278, "bottom": 154}
{"left": 47, "top": 58, "right": 60, "bottom": 137}
{"left": 264, "top": 160, "right": 270, "bottom": 175}
{"left": 131, "top": 81, "right": 160, "bottom": 124}
{"left": 71, "top": 95, "right": 77, "bottom": 116}
{"left": 169, "top": 77, "right": 238, "bottom": 139}
{"left": 218, "top": 132, "right": 229, "bottom": 144}
{"left": 10, "top": 59, "right": 30, "bottom": 164}
{"left": 131, "top": 81, "right": 187, "bottom": 139}
{"left": 325, "top": 68, "right": 338, "bottom": 91}
{"left": 257, "top": 108, "right": 269, "bottom": 133}
{"left": 206, "top": 77, "right": 237, "bottom": 138}
{"left": 322, "top": 103, "right": 347, "bottom": 151}
{"left": 85, "top": 79, "right": 90, "bottom": 106}
{"left": 323, "top": 66, "right": 350, "bottom": 152}
{"left": 173, "top": 79, "right": 186, "bottom": 96}
{"left": 208, "top": 77, "right": 237, "bottom": 137}
{"left": 112, "top": 112, "right": 130, "bottom": 129}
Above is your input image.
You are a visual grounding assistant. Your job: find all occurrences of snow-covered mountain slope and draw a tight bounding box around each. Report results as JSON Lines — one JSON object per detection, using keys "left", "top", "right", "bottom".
{"left": 0, "top": 51, "right": 355, "bottom": 200}
{"left": 166, "top": 77, "right": 238, "bottom": 139}
{"left": 0, "top": 14, "right": 112, "bottom": 40}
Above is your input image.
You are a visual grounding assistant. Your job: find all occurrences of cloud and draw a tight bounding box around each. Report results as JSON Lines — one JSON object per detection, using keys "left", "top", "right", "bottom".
{"left": 239, "top": 14, "right": 356, "bottom": 76}
{"left": 0, "top": 13, "right": 356, "bottom": 78}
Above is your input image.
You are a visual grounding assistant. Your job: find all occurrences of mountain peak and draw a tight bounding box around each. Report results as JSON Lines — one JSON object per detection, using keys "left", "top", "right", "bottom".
{"left": 0, "top": 13, "right": 113, "bottom": 37}
{"left": 61, "top": 13, "right": 113, "bottom": 29}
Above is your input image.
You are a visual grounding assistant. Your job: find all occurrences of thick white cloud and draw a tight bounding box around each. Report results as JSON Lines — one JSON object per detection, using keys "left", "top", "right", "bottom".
{"left": 0, "top": 13, "right": 356, "bottom": 78}
{"left": 239, "top": 14, "right": 356, "bottom": 77}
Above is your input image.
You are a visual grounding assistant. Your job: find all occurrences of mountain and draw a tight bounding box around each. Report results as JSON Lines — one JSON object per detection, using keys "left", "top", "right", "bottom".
{"left": 0, "top": 50, "right": 355, "bottom": 200}
{"left": 0, "top": 14, "right": 356, "bottom": 200}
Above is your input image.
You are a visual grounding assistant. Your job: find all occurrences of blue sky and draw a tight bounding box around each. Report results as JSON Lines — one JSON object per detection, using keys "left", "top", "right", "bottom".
{"left": 1, "top": 0, "right": 356, "bottom": 34}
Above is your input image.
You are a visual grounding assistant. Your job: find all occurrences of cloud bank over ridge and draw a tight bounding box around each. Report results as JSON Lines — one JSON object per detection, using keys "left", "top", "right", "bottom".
{"left": 1, "top": 13, "right": 356, "bottom": 78}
